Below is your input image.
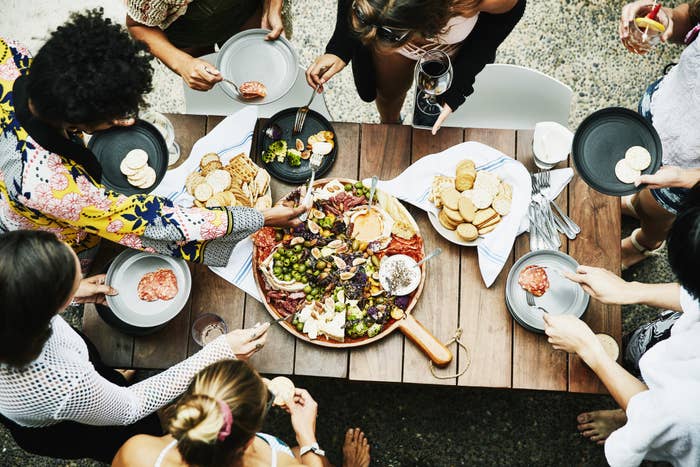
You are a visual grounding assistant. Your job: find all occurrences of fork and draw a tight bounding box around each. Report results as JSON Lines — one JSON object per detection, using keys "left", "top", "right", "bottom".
{"left": 525, "top": 291, "right": 548, "bottom": 316}
{"left": 298, "top": 150, "right": 324, "bottom": 221}
{"left": 293, "top": 84, "right": 320, "bottom": 134}
{"left": 538, "top": 171, "right": 581, "bottom": 237}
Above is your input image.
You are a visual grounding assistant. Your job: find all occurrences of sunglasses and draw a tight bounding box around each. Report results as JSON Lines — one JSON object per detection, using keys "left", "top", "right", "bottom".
{"left": 352, "top": 1, "right": 411, "bottom": 43}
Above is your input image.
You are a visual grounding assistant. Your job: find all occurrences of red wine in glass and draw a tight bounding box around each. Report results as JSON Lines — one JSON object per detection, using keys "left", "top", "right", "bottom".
{"left": 415, "top": 51, "right": 453, "bottom": 115}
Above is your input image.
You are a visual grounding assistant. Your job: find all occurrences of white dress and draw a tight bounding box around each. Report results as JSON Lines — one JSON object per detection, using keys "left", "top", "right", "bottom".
{"left": 650, "top": 37, "right": 700, "bottom": 169}
{"left": 0, "top": 315, "right": 235, "bottom": 427}
{"left": 605, "top": 288, "right": 700, "bottom": 467}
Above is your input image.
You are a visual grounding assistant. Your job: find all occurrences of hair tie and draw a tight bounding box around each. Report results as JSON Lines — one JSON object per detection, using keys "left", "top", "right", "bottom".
{"left": 217, "top": 400, "right": 233, "bottom": 441}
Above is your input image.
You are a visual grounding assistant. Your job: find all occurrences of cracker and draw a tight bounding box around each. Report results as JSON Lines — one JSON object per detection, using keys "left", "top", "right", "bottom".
{"left": 473, "top": 208, "right": 497, "bottom": 226}
{"left": 496, "top": 182, "right": 513, "bottom": 200}
{"left": 254, "top": 194, "right": 272, "bottom": 210}
{"left": 120, "top": 158, "right": 139, "bottom": 177}
{"left": 471, "top": 188, "right": 494, "bottom": 210}
{"left": 441, "top": 187, "right": 461, "bottom": 211}
{"left": 456, "top": 159, "right": 476, "bottom": 171}
{"left": 255, "top": 169, "right": 270, "bottom": 196}
{"left": 201, "top": 160, "right": 224, "bottom": 176}
{"left": 478, "top": 224, "right": 498, "bottom": 235}
{"left": 444, "top": 207, "right": 463, "bottom": 223}
{"left": 194, "top": 182, "right": 213, "bottom": 202}
{"left": 267, "top": 376, "right": 295, "bottom": 406}
{"left": 456, "top": 223, "right": 478, "bottom": 242}
{"left": 220, "top": 191, "right": 237, "bottom": 206}
{"left": 477, "top": 214, "right": 501, "bottom": 229}
{"left": 615, "top": 159, "right": 640, "bottom": 184}
{"left": 206, "top": 169, "right": 232, "bottom": 194}
{"left": 135, "top": 166, "right": 156, "bottom": 189}
{"left": 199, "top": 153, "right": 221, "bottom": 168}
{"left": 625, "top": 146, "right": 651, "bottom": 171}
{"left": 474, "top": 171, "right": 500, "bottom": 198}
{"left": 185, "top": 173, "right": 206, "bottom": 195}
{"left": 438, "top": 209, "right": 459, "bottom": 230}
{"left": 127, "top": 166, "right": 149, "bottom": 185}
{"left": 205, "top": 197, "right": 222, "bottom": 208}
{"left": 493, "top": 198, "right": 512, "bottom": 216}
{"left": 457, "top": 197, "right": 476, "bottom": 223}
{"left": 123, "top": 149, "right": 149, "bottom": 171}
{"left": 227, "top": 153, "right": 258, "bottom": 183}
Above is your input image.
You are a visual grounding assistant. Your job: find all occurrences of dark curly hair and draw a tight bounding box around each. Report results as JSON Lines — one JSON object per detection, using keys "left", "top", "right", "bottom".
{"left": 667, "top": 183, "right": 700, "bottom": 300}
{"left": 26, "top": 8, "right": 153, "bottom": 125}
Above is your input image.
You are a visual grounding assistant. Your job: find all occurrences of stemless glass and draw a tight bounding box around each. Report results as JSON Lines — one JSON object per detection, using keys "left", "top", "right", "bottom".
{"left": 192, "top": 313, "right": 229, "bottom": 346}
{"left": 414, "top": 50, "right": 453, "bottom": 116}
{"left": 626, "top": 4, "right": 669, "bottom": 55}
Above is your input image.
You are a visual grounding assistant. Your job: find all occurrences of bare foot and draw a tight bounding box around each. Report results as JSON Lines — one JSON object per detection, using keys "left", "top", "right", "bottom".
{"left": 577, "top": 409, "right": 627, "bottom": 445}
{"left": 342, "top": 428, "right": 370, "bottom": 467}
{"left": 116, "top": 369, "right": 136, "bottom": 382}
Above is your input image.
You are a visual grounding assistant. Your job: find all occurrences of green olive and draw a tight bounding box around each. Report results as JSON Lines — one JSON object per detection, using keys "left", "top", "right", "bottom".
{"left": 299, "top": 264, "right": 306, "bottom": 273}
{"left": 294, "top": 244, "right": 302, "bottom": 252}
{"left": 316, "top": 261, "right": 326, "bottom": 270}
{"left": 354, "top": 181, "right": 363, "bottom": 188}
{"left": 303, "top": 285, "right": 312, "bottom": 293}
{"left": 345, "top": 184, "right": 352, "bottom": 191}
{"left": 283, "top": 274, "right": 292, "bottom": 281}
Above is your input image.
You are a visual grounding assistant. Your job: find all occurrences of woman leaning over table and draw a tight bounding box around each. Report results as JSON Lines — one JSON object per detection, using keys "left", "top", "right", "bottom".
{"left": 113, "top": 360, "right": 371, "bottom": 467}
{"left": 0, "top": 230, "right": 271, "bottom": 463}
{"left": 618, "top": 0, "right": 700, "bottom": 268}
{"left": 0, "top": 10, "right": 305, "bottom": 273}
{"left": 306, "top": 0, "right": 525, "bottom": 134}
{"left": 542, "top": 186, "right": 700, "bottom": 466}
{"left": 126, "top": 0, "right": 287, "bottom": 91}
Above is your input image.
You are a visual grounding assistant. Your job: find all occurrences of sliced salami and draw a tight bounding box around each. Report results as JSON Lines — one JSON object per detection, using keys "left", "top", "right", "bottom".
{"left": 239, "top": 81, "right": 267, "bottom": 99}
{"left": 518, "top": 265, "right": 550, "bottom": 297}
{"left": 137, "top": 269, "right": 178, "bottom": 302}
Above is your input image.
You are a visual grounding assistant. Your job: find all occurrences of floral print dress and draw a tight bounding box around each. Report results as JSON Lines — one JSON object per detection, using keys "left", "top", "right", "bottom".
{"left": 0, "top": 38, "right": 264, "bottom": 269}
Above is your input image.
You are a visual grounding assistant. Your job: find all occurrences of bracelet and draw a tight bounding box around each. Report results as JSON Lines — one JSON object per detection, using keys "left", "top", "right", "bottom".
{"left": 299, "top": 442, "right": 325, "bottom": 457}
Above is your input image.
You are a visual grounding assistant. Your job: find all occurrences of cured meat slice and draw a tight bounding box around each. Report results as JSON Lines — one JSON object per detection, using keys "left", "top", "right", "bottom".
{"left": 518, "top": 265, "right": 550, "bottom": 297}
{"left": 137, "top": 269, "right": 178, "bottom": 302}
{"left": 239, "top": 81, "right": 267, "bottom": 99}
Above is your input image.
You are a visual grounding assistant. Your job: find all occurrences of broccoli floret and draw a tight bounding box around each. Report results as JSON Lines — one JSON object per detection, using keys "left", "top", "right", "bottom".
{"left": 367, "top": 323, "right": 382, "bottom": 338}
{"left": 261, "top": 149, "right": 275, "bottom": 163}
{"left": 267, "top": 140, "right": 287, "bottom": 163}
{"left": 347, "top": 306, "right": 365, "bottom": 321}
{"left": 347, "top": 320, "right": 369, "bottom": 338}
{"left": 287, "top": 149, "right": 302, "bottom": 167}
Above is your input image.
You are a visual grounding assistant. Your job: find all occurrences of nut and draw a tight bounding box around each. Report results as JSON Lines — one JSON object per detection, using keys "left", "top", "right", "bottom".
{"left": 290, "top": 236, "right": 305, "bottom": 246}
{"left": 352, "top": 258, "right": 367, "bottom": 266}
{"left": 339, "top": 271, "right": 356, "bottom": 281}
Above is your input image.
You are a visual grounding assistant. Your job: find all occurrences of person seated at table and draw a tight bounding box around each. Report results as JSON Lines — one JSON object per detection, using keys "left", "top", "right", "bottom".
{"left": 0, "top": 10, "right": 306, "bottom": 273}
{"left": 112, "top": 359, "right": 371, "bottom": 467}
{"left": 542, "top": 187, "right": 700, "bottom": 466}
{"left": 306, "top": 0, "right": 525, "bottom": 134}
{"left": 0, "top": 229, "right": 271, "bottom": 463}
{"left": 618, "top": 0, "right": 700, "bottom": 269}
{"left": 126, "top": 0, "right": 287, "bottom": 91}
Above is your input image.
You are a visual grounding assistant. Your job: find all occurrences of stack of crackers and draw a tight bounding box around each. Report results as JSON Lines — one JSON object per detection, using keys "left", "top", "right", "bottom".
{"left": 120, "top": 149, "right": 157, "bottom": 189}
{"left": 185, "top": 153, "right": 272, "bottom": 210}
{"left": 429, "top": 159, "right": 513, "bottom": 242}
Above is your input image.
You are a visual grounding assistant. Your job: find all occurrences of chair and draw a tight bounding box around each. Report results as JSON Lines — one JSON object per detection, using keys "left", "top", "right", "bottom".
{"left": 440, "top": 64, "right": 573, "bottom": 130}
{"left": 183, "top": 53, "right": 332, "bottom": 120}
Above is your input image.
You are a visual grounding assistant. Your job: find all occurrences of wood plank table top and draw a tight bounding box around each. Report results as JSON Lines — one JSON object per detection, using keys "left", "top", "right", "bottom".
{"left": 82, "top": 114, "right": 621, "bottom": 394}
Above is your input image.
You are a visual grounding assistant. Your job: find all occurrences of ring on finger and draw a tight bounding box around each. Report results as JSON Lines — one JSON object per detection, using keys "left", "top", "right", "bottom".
{"left": 255, "top": 343, "right": 264, "bottom": 350}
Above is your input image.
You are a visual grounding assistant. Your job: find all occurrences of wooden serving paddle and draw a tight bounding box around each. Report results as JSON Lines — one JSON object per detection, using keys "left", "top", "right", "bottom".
{"left": 398, "top": 314, "right": 453, "bottom": 367}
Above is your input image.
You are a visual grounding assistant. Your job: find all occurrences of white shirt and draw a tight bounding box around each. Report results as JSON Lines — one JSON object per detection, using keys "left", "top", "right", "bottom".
{"left": 650, "top": 37, "right": 700, "bottom": 169}
{"left": 0, "top": 315, "right": 235, "bottom": 427}
{"left": 605, "top": 288, "right": 700, "bottom": 467}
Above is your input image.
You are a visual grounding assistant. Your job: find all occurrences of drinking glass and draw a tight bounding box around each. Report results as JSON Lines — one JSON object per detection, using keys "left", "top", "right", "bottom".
{"left": 626, "top": 4, "right": 669, "bottom": 55}
{"left": 140, "top": 110, "right": 181, "bottom": 166}
{"left": 192, "top": 313, "right": 228, "bottom": 346}
{"left": 414, "top": 50, "right": 453, "bottom": 116}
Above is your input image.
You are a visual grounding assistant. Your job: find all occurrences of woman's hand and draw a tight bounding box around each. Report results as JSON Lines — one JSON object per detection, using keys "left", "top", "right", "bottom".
{"left": 564, "top": 265, "right": 638, "bottom": 305}
{"left": 543, "top": 314, "right": 604, "bottom": 364}
{"left": 306, "top": 54, "right": 346, "bottom": 92}
{"left": 262, "top": 0, "right": 285, "bottom": 40}
{"left": 262, "top": 203, "right": 310, "bottom": 228}
{"left": 620, "top": 1, "right": 675, "bottom": 52}
{"left": 73, "top": 274, "right": 117, "bottom": 305}
{"left": 635, "top": 165, "right": 700, "bottom": 189}
{"left": 431, "top": 103, "right": 453, "bottom": 135}
{"left": 177, "top": 57, "right": 223, "bottom": 91}
{"left": 224, "top": 322, "right": 270, "bottom": 359}
{"left": 287, "top": 388, "right": 319, "bottom": 446}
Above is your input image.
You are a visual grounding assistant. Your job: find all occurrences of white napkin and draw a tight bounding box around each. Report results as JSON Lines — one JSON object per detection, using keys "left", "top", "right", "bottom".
{"left": 151, "top": 106, "right": 264, "bottom": 301}
{"left": 364, "top": 141, "right": 531, "bottom": 287}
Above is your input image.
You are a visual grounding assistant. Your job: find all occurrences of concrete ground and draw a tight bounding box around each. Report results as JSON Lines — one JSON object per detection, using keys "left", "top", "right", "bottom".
{"left": 0, "top": 0, "right": 680, "bottom": 465}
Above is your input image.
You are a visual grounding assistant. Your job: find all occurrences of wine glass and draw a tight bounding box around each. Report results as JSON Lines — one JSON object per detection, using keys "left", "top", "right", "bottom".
{"left": 414, "top": 50, "right": 453, "bottom": 116}
{"left": 192, "top": 313, "right": 228, "bottom": 346}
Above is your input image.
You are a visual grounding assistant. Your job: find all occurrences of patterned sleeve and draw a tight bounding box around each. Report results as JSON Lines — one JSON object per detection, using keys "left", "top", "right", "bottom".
{"left": 19, "top": 150, "right": 264, "bottom": 265}
{"left": 126, "top": 0, "right": 191, "bottom": 29}
{"left": 55, "top": 336, "right": 235, "bottom": 426}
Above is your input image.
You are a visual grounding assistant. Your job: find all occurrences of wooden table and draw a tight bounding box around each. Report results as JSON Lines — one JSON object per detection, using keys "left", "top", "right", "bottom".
{"left": 83, "top": 114, "right": 621, "bottom": 394}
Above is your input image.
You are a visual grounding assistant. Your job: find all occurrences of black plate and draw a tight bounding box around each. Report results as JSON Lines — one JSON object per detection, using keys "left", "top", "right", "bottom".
{"left": 572, "top": 107, "right": 662, "bottom": 196}
{"left": 256, "top": 108, "right": 337, "bottom": 184}
{"left": 88, "top": 120, "right": 168, "bottom": 196}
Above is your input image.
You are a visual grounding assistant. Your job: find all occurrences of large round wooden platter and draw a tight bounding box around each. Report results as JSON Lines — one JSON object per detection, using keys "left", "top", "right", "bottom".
{"left": 252, "top": 178, "right": 451, "bottom": 365}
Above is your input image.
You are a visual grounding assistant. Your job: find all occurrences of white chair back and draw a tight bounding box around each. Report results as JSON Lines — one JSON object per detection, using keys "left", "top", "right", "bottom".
{"left": 183, "top": 53, "right": 332, "bottom": 120}
{"left": 441, "top": 64, "right": 573, "bottom": 130}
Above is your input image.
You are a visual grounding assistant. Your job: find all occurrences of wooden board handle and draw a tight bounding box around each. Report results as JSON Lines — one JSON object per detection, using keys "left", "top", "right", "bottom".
{"left": 398, "top": 315, "right": 453, "bottom": 367}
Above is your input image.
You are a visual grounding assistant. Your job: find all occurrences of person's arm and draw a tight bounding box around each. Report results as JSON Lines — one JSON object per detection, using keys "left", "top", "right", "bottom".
{"left": 543, "top": 314, "right": 648, "bottom": 410}
{"left": 432, "top": 0, "right": 525, "bottom": 133}
{"left": 286, "top": 389, "right": 325, "bottom": 467}
{"left": 262, "top": 0, "right": 285, "bottom": 40}
{"left": 55, "top": 325, "right": 269, "bottom": 426}
{"left": 564, "top": 266, "right": 682, "bottom": 311}
{"left": 635, "top": 166, "right": 700, "bottom": 190}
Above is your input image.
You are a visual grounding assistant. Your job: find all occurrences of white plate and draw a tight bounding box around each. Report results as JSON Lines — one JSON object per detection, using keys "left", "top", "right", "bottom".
{"left": 217, "top": 29, "right": 299, "bottom": 105}
{"left": 427, "top": 211, "right": 481, "bottom": 246}
{"left": 105, "top": 250, "right": 191, "bottom": 328}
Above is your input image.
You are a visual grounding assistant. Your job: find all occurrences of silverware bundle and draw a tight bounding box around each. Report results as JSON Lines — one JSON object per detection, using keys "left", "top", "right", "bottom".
{"left": 528, "top": 171, "right": 580, "bottom": 251}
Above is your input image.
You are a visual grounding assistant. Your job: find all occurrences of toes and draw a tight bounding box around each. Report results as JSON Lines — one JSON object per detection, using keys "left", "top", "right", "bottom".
{"left": 577, "top": 412, "right": 593, "bottom": 423}
{"left": 596, "top": 440, "right": 606, "bottom": 446}
{"left": 591, "top": 434, "right": 607, "bottom": 442}
{"left": 345, "top": 428, "right": 354, "bottom": 444}
{"left": 577, "top": 422, "right": 595, "bottom": 432}
{"left": 581, "top": 429, "right": 598, "bottom": 438}
{"left": 352, "top": 427, "right": 360, "bottom": 442}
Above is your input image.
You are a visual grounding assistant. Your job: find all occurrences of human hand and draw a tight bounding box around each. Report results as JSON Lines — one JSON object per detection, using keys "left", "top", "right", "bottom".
{"left": 431, "top": 103, "right": 453, "bottom": 135}
{"left": 73, "top": 274, "right": 117, "bottom": 305}
{"left": 224, "top": 322, "right": 270, "bottom": 359}
{"left": 262, "top": 202, "right": 310, "bottom": 228}
{"left": 177, "top": 57, "right": 222, "bottom": 91}
{"left": 564, "top": 265, "right": 637, "bottom": 305}
{"left": 262, "top": 2, "right": 285, "bottom": 40}
{"left": 635, "top": 165, "right": 698, "bottom": 189}
{"left": 287, "top": 388, "right": 319, "bottom": 446}
{"left": 620, "top": 1, "right": 675, "bottom": 52}
{"left": 543, "top": 314, "right": 603, "bottom": 364}
{"left": 305, "top": 54, "right": 346, "bottom": 92}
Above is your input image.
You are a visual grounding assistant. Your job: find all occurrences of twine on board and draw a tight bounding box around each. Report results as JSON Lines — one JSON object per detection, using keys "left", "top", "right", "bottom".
{"left": 429, "top": 328, "right": 471, "bottom": 379}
